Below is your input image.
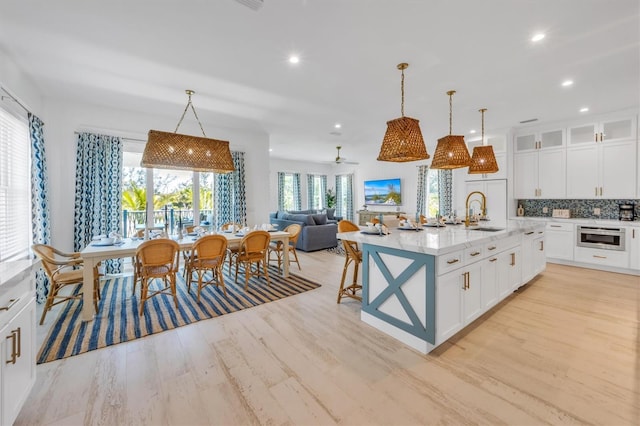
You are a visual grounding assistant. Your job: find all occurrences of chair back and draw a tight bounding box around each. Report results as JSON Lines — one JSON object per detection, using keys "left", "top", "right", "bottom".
{"left": 185, "top": 225, "right": 196, "bottom": 234}
{"left": 419, "top": 214, "right": 427, "bottom": 224}
{"left": 136, "top": 239, "right": 179, "bottom": 272}
{"left": 284, "top": 224, "right": 302, "bottom": 246}
{"left": 338, "top": 220, "right": 359, "bottom": 233}
{"left": 32, "top": 244, "right": 60, "bottom": 279}
{"left": 192, "top": 235, "right": 227, "bottom": 263}
{"left": 240, "top": 230, "right": 270, "bottom": 260}
{"left": 221, "top": 222, "right": 241, "bottom": 232}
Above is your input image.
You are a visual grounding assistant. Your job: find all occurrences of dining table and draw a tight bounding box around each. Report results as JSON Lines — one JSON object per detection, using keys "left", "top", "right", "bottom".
{"left": 79, "top": 230, "right": 291, "bottom": 321}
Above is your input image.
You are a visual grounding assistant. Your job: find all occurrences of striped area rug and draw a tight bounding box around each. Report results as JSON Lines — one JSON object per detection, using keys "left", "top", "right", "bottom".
{"left": 37, "top": 266, "right": 320, "bottom": 363}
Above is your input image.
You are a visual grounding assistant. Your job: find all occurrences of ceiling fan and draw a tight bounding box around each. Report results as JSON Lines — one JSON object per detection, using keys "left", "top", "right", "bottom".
{"left": 332, "top": 146, "right": 359, "bottom": 165}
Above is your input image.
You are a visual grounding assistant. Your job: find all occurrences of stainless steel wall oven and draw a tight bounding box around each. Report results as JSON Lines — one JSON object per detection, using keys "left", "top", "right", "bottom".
{"left": 576, "top": 226, "right": 625, "bottom": 251}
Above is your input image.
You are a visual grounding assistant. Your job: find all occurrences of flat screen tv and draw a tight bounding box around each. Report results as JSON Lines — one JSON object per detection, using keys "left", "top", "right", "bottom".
{"left": 364, "top": 177, "right": 401, "bottom": 206}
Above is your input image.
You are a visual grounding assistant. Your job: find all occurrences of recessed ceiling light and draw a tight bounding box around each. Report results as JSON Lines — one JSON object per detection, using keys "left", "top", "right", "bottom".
{"left": 288, "top": 55, "right": 300, "bottom": 64}
{"left": 531, "top": 33, "right": 545, "bottom": 42}
{"left": 469, "top": 129, "right": 476, "bottom": 134}
{"left": 580, "top": 107, "right": 589, "bottom": 113}
{"left": 334, "top": 123, "right": 342, "bottom": 129}
{"left": 269, "top": 148, "right": 273, "bottom": 152}
{"left": 562, "top": 80, "right": 574, "bottom": 87}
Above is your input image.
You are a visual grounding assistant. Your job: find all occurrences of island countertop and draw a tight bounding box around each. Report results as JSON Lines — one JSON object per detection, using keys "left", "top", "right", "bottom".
{"left": 337, "top": 220, "right": 545, "bottom": 257}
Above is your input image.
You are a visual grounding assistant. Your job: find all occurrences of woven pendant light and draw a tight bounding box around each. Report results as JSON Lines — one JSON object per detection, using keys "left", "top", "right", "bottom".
{"left": 468, "top": 108, "right": 499, "bottom": 174}
{"left": 141, "top": 90, "right": 235, "bottom": 173}
{"left": 377, "top": 63, "right": 429, "bottom": 162}
{"left": 430, "top": 90, "right": 471, "bottom": 169}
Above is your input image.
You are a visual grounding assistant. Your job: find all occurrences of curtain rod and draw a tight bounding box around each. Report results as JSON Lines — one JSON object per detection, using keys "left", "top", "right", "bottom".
{"left": 0, "top": 86, "right": 31, "bottom": 114}
{"left": 73, "top": 131, "right": 146, "bottom": 143}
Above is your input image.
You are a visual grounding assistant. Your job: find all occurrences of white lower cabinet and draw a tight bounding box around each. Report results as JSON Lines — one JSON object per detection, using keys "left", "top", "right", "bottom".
{"left": 1, "top": 297, "right": 36, "bottom": 426}
{"left": 436, "top": 239, "right": 528, "bottom": 344}
{"left": 522, "top": 229, "right": 546, "bottom": 283}
{"left": 545, "top": 222, "right": 574, "bottom": 261}
{"left": 436, "top": 260, "right": 483, "bottom": 344}
{"left": 574, "top": 246, "right": 629, "bottom": 269}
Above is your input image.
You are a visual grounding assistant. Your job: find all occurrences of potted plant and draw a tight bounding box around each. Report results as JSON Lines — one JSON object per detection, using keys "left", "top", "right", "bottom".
{"left": 325, "top": 188, "right": 336, "bottom": 209}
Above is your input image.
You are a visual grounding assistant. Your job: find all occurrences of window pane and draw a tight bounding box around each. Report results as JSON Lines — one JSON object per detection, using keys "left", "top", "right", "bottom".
{"left": 200, "top": 172, "right": 214, "bottom": 225}
{"left": 0, "top": 107, "right": 30, "bottom": 261}
{"left": 122, "top": 151, "right": 146, "bottom": 237}
{"left": 427, "top": 169, "right": 440, "bottom": 217}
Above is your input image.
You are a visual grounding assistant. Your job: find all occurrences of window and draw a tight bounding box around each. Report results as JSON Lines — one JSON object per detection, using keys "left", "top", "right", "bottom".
{"left": 0, "top": 106, "right": 30, "bottom": 261}
{"left": 335, "top": 173, "right": 353, "bottom": 221}
{"left": 426, "top": 169, "right": 440, "bottom": 217}
{"left": 277, "top": 172, "right": 301, "bottom": 211}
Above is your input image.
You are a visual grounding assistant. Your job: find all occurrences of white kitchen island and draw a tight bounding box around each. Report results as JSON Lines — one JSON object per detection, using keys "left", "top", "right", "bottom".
{"left": 337, "top": 221, "right": 546, "bottom": 354}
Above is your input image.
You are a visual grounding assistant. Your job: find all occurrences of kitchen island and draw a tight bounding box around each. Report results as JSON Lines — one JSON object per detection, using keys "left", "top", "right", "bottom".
{"left": 337, "top": 221, "right": 546, "bottom": 354}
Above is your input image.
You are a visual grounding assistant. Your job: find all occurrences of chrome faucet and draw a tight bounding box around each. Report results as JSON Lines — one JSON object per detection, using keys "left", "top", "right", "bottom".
{"left": 465, "top": 191, "right": 487, "bottom": 227}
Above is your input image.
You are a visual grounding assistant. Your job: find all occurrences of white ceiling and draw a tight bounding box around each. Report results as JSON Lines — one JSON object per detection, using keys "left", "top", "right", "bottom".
{"left": 1, "top": 0, "right": 638, "bottom": 164}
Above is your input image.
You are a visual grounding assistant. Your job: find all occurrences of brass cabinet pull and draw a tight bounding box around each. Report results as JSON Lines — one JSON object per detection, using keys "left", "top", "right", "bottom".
{"left": 595, "top": 187, "right": 598, "bottom": 196}
{"left": 487, "top": 246, "right": 497, "bottom": 251}
{"left": 470, "top": 251, "right": 481, "bottom": 257}
{"left": 16, "top": 327, "right": 21, "bottom": 358}
{"left": 550, "top": 225, "right": 561, "bottom": 228}
{"left": 510, "top": 253, "right": 516, "bottom": 266}
{"left": 594, "top": 132, "right": 598, "bottom": 142}
{"left": 489, "top": 258, "right": 498, "bottom": 262}
{"left": 600, "top": 187, "right": 603, "bottom": 196}
{"left": 447, "top": 258, "right": 459, "bottom": 265}
{"left": 6, "top": 329, "right": 19, "bottom": 365}
{"left": 600, "top": 132, "right": 603, "bottom": 141}
{"left": 633, "top": 229, "right": 636, "bottom": 238}
{"left": 0, "top": 297, "right": 20, "bottom": 311}
{"left": 593, "top": 255, "right": 607, "bottom": 259}
{"left": 540, "top": 241, "right": 544, "bottom": 251}
{"left": 525, "top": 231, "right": 534, "bottom": 235}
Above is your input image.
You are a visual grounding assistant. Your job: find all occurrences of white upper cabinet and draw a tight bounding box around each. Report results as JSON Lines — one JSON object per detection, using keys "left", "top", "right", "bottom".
{"left": 514, "top": 131, "right": 566, "bottom": 199}
{"left": 568, "top": 116, "right": 636, "bottom": 145}
{"left": 515, "top": 128, "right": 565, "bottom": 152}
{"left": 566, "top": 115, "right": 637, "bottom": 199}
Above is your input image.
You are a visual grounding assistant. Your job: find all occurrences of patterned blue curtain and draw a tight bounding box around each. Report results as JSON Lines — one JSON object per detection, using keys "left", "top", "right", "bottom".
{"left": 320, "top": 175, "right": 327, "bottom": 208}
{"left": 215, "top": 151, "right": 246, "bottom": 227}
{"left": 29, "top": 113, "right": 51, "bottom": 303}
{"left": 438, "top": 169, "right": 453, "bottom": 216}
{"left": 292, "top": 172, "right": 301, "bottom": 210}
{"left": 335, "top": 174, "right": 354, "bottom": 221}
{"left": 277, "top": 172, "right": 286, "bottom": 211}
{"left": 416, "top": 165, "right": 428, "bottom": 220}
{"left": 306, "top": 174, "right": 315, "bottom": 210}
{"left": 73, "top": 133, "right": 123, "bottom": 273}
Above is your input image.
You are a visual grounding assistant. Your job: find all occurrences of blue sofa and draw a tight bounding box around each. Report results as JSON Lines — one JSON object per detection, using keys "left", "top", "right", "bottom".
{"left": 269, "top": 210, "right": 338, "bottom": 252}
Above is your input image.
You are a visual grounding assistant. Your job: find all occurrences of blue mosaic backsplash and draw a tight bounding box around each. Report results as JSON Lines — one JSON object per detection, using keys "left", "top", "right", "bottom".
{"left": 517, "top": 199, "right": 639, "bottom": 220}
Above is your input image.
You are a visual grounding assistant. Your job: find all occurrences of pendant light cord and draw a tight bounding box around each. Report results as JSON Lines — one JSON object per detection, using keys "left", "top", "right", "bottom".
{"left": 400, "top": 67, "right": 405, "bottom": 117}
{"left": 449, "top": 92, "right": 453, "bottom": 135}
{"left": 480, "top": 108, "right": 486, "bottom": 145}
{"left": 174, "top": 90, "right": 208, "bottom": 137}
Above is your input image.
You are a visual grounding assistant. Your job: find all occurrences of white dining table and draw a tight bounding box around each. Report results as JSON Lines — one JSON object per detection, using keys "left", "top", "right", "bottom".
{"left": 79, "top": 230, "right": 291, "bottom": 321}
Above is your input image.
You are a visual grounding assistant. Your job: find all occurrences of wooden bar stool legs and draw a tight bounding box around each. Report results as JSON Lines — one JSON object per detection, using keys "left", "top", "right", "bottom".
{"left": 337, "top": 240, "right": 362, "bottom": 303}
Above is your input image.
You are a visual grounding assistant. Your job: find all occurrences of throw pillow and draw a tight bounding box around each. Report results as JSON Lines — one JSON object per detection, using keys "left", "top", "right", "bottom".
{"left": 277, "top": 210, "right": 287, "bottom": 219}
{"left": 326, "top": 208, "right": 335, "bottom": 220}
{"left": 290, "top": 214, "right": 315, "bottom": 225}
{"left": 312, "top": 213, "right": 328, "bottom": 225}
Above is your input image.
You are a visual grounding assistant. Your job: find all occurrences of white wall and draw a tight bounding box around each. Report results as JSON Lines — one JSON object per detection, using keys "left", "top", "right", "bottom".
{"left": 41, "top": 99, "right": 270, "bottom": 252}
{"left": 0, "top": 49, "right": 43, "bottom": 115}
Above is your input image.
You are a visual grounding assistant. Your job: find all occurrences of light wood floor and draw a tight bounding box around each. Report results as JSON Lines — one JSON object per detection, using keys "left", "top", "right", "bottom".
{"left": 17, "top": 250, "right": 640, "bottom": 425}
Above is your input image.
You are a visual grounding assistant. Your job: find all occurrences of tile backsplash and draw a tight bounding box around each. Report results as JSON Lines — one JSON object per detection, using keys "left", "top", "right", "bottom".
{"left": 516, "top": 199, "right": 639, "bottom": 220}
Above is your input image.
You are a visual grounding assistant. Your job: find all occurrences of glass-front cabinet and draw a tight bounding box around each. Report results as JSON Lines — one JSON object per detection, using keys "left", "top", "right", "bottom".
{"left": 515, "top": 128, "right": 565, "bottom": 152}
{"left": 568, "top": 116, "right": 636, "bottom": 145}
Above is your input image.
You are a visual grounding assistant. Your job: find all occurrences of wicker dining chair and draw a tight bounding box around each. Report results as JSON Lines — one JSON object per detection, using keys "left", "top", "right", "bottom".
{"left": 419, "top": 214, "right": 428, "bottom": 224}
{"left": 268, "top": 224, "right": 302, "bottom": 273}
{"left": 32, "top": 244, "right": 101, "bottom": 325}
{"left": 223, "top": 222, "right": 243, "bottom": 271}
{"left": 134, "top": 239, "right": 180, "bottom": 316}
{"left": 184, "top": 235, "right": 228, "bottom": 302}
{"left": 229, "top": 230, "right": 271, "bottom": 290}
{"left": 336, "top": 220, "right": 363, "bottom": 303}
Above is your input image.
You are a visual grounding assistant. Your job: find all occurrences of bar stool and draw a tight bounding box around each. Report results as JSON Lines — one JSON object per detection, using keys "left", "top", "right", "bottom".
{"left": 337, "top": 220, "right": 362, "bottom": 303}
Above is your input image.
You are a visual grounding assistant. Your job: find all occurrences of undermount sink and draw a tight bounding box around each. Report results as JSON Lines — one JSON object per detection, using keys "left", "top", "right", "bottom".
{"left": 467, "top": 227, "right": 505, "bottom": 232}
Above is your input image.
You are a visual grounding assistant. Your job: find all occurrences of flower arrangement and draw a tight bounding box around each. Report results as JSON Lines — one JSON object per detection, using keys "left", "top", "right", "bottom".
{"left": 325, "top": 188, "right": 336, "bottom": 209}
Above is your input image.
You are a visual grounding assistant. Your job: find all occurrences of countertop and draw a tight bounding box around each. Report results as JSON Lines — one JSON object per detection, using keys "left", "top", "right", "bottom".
{"left": 511, "top": 217, "right": 640, "bottom": 227}
{"left": 337, "top": 220, "right": 544, "bottom": 257}
{"left": 0, "top": 259, "right": 40, "bottom": 288}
